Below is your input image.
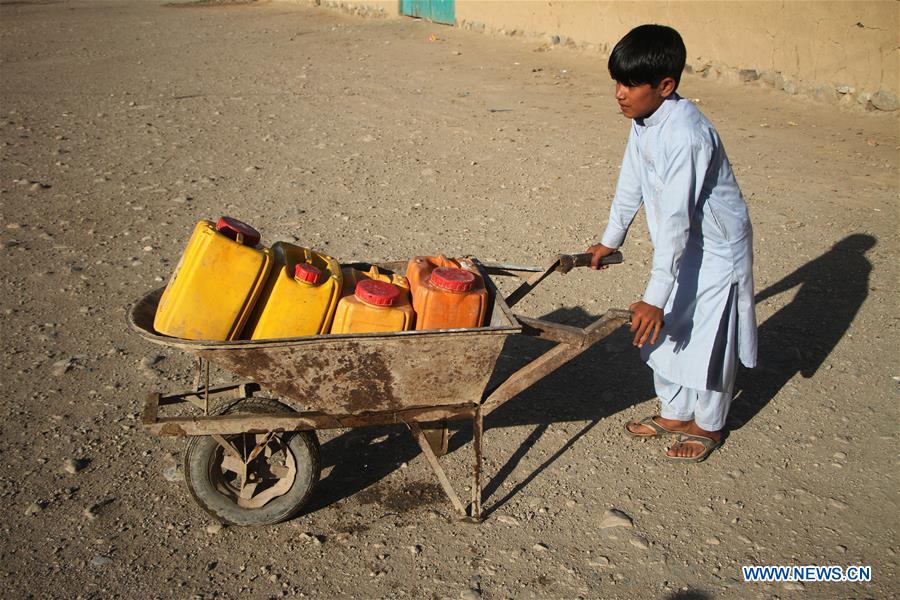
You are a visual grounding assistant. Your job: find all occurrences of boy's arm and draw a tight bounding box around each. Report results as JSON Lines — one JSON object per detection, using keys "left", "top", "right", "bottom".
{"left": 643, "top": 137, "right": 713, "bottom": 310}
{"left": 588, "top": 131, "right": 643, "bottom": 269}
{"left": 600, "top": 131, "right": 643, "bottom": 249}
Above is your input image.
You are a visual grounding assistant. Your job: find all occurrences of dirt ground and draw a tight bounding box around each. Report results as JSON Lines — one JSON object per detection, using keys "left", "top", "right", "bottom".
{"left": 1, "top": 1, "right": 897, "bottom": 598}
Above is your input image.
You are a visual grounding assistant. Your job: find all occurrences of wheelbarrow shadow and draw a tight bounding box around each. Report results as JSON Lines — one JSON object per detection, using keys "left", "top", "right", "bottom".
{"left": 304, "top": 306, "right": 651, "bottom": 515}
{"left": 306, "top": 234, "right": 876, "bottom": 517}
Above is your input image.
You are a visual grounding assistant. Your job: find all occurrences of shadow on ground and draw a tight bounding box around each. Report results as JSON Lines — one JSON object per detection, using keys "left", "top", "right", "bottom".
{"left": 728, "top": 233, "right": 874, "bottom": 429}
{"left": 305, "top": 234, "right": 875, "bottom": 516}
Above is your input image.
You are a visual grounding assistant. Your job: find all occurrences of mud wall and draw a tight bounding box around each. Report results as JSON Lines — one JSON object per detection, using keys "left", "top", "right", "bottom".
{"left": 290, "top": 1, "right": 899, "bottom": 111}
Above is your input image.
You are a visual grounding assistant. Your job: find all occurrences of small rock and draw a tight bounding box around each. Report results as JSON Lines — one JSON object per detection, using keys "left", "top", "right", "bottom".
{"left": 52, "top": 358, "right": 76, "bottom": 377}
{"left": 63, "top": 458, "right": 87, "bottom": 474}
{"left": 829, "top": 498, "right": 848, "bottom": 510}
{"left": 206, "top": 522, "right": 223, "bottom": 535}
{"left": 298, "top": 532, "right": 323, "bottom": 545}
{"left": 832, "top": 452, "right": 847, "bottom": 460}
{"left": 25, "top": 502, "right": 43, "bottom": 516}
{"left": 361, "top": 135, "right": 376, "bottom": 143}
{"left": 870, "top": 90, "right": 899, "bottom": 111}
{"left": 171, "top": 195, "right": 190, "bottom": 204}
{"left": 588, "top": 556, "right": 610, "bottom": 567}
{"left": 244, "top": 166, "right": 259, "bottom": 173}
{"left": 629, "top": 536, "right": 650, "bottom": 550}
{"left": 497, "top": 515, "right": 519, "bottom": 526}
{"left": 599, "top": 508, "right": 633, "bottom": 529}
{"left": 783, "top": 581, "right": 805, "bottom": 591}
{"left": 460, "top": 590, "right": 481, "bottom": 600}
{"left": 91, "top": 555, "right": 112, "bottom": 567}
{"left": 163, "top": 464, "right": 183, "bottom": 482}
{"left": 705, "top": 536, "right": 721, "bottom": 546}
{"left": 532, "top": 542, "right": 549, "bottom": 552}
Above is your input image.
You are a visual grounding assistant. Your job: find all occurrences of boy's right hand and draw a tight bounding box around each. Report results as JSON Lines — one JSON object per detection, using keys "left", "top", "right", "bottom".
{"left": 585, "top": 243, "right": 618, "bottom": 270}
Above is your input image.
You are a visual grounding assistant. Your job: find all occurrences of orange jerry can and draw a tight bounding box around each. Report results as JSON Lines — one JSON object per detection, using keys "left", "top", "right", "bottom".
{"left": 406, "top": 255, "right": 488, "bottom": 330}
{"left": 243, "top": 242, "right": 343, "bottom": 340}
{"left": 330, "top": 266, "right": 415, "bottom": 334}
{"left": 154, "top": 217, "right": 272, "bottom": 340}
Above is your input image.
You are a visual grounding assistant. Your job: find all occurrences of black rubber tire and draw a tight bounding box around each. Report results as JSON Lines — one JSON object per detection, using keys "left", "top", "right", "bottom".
{"left": 183, "top": 398, "right": 320, "bottom": 526}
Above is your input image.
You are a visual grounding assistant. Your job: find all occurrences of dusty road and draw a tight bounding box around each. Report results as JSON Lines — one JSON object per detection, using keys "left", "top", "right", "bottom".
{"left": 1, "top": 1, "right": 897, "bottom": 598}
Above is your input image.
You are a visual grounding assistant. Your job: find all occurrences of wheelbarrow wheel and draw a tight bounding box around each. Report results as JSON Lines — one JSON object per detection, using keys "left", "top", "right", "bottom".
{"left": 183, "top": 398, "right": 320, "bottom": 526}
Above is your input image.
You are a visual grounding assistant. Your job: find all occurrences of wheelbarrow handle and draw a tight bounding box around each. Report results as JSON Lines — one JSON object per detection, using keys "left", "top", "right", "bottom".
{"left": 502, "top": 251, "right": 624, "bottom": 308}
{"left": 556, "top": 251, "right": 624, "bottom": 273}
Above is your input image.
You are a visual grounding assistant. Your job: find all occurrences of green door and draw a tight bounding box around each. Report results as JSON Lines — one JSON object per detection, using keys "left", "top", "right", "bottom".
{"left": 400, "top": 0, "right": 455, "bottom": 26}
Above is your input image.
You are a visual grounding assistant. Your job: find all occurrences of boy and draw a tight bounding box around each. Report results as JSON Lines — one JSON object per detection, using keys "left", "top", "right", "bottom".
{"left": 586, "top": 24, "right": 757, "bottom": 462}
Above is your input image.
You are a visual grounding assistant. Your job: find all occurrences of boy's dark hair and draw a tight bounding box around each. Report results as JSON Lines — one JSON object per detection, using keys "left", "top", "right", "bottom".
{"left": 608, "top": 24, "right": 686, "bottom": 89}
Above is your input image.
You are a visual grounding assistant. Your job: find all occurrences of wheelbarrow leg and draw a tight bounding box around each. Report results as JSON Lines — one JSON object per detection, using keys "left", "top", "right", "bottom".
{"left": 408, "top": 421, "right": 467, "bottom": 518}
{"left": 471, "top": 407, "right": 483, "bottom": 521}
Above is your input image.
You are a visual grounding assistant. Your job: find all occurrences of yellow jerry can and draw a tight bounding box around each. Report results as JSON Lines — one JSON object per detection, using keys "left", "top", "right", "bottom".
{"left": 330, "top": 266, "right": 415, "bottom": 334}
{"left": 153, "top": 217, "right": 272, "bottom": 341}
{"left": 244, "top": 242, "right": 343, "bottom": 340}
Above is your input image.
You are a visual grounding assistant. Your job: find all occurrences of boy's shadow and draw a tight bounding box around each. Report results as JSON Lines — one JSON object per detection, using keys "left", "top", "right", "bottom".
{"left": 728, "top": 233, "right": 875, "bottom": 428}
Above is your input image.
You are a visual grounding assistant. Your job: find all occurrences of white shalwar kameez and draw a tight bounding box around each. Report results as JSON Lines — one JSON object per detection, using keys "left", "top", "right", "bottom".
{"left": 600, "top": 93, "right": 757, "bottom": 431}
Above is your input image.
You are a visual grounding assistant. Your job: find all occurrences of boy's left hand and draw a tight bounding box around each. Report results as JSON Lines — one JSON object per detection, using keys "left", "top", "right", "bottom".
{"left": 629, "top": 300, "right": 664, "bottom": 347}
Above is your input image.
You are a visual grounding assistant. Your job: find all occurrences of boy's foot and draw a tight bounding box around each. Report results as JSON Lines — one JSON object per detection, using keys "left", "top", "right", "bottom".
{"left": 666, "top": 423, "right": 722, "bottom": 461}
{"left": 624, "top": 416, "right": 691, "bottom": 438}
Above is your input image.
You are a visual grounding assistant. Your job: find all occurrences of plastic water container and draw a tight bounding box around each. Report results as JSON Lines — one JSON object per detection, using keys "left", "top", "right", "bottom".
{"left": 154, "top": 217, "right": 272, "bottom": 340}
{"left": 243, "top": 242, "right": 343, "bottom": 340}
{"left": 330, "top": 266, "right": 414, "bottom": 334}
{"left": 406, "top": 255, "right": 488, "bottom": 330}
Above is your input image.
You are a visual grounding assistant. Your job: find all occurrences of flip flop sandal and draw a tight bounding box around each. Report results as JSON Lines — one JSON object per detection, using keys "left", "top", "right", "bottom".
{"left": 666, "top": 433, "right": 721, "bottom": 463}
{"left": 624, "top": 415, "right": 678, "bottom": 439}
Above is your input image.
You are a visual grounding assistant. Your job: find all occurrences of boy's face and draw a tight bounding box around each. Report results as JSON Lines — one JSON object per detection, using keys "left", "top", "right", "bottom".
{"left": 614, "top": 77, "right": 676, "bottom": 119}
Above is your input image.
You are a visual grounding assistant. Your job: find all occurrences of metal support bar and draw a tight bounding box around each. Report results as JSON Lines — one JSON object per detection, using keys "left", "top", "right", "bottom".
{"left": 203, "top": 360, "right": 210, "bottom": 416}
{"left": 421, "top": 421, "right": 449, "bottom": 456}
{"left": 471, "top": 407, "right": 483, "bottom": 521}
{"left": 408, "top": 421, "right": 467, "bottom": 517}
{"left": 193, "top": 357, "right": 203, "bottom": 391}
{"left": 144, "top": 391, "right": 477, "bottom": 436}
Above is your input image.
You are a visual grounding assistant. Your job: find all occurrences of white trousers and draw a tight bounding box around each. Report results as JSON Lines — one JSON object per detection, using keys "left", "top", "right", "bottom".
{"left": 655, "top": 371, "right": 733, "bottom": 431}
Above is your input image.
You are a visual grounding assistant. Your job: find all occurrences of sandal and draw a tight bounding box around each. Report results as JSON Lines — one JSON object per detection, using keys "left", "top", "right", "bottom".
{"left": 624, "top": 415, "right": 679, "bottom": 439}
{"left": 666, "top": 433, "right": 721, "bottom": 463}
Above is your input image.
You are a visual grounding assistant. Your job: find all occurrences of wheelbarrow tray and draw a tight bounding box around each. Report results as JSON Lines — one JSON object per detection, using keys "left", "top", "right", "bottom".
{"left": 128, "top": 260, "right": 521, "bottom": 420}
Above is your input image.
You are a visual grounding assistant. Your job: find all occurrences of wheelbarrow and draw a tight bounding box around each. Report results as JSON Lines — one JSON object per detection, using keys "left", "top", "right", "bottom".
{"left": 127, "top": 252, "right": 628, "bottom": 525}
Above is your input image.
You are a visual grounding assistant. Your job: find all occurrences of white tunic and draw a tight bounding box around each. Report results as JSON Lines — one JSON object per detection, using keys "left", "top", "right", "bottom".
{"left": 601, "top": 94, "right": 757, "bottom": 392}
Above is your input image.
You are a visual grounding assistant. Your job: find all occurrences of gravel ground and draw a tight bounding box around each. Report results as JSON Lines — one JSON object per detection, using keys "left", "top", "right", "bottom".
{"left": 0, "top": 1, "right": 897, "bottom": 598}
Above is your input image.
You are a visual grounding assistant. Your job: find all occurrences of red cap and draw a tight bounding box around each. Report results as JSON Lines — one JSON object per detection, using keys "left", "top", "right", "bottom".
{"left": 355, "top": 279, "right": 400, "bottom": 307}
{"left": 430, "top": 267, "right": 476, "bottom": 292}
{"left": 294, "top": 263, "right": 322, "bottom": 284}
{"left": 215, "top": 216, "right": 261, "bottom": 246}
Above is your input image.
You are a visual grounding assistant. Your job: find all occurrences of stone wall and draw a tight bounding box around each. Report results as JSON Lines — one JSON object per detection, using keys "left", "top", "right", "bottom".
{"left": 284, "top": 0, "right": 899, "bottom": 112}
